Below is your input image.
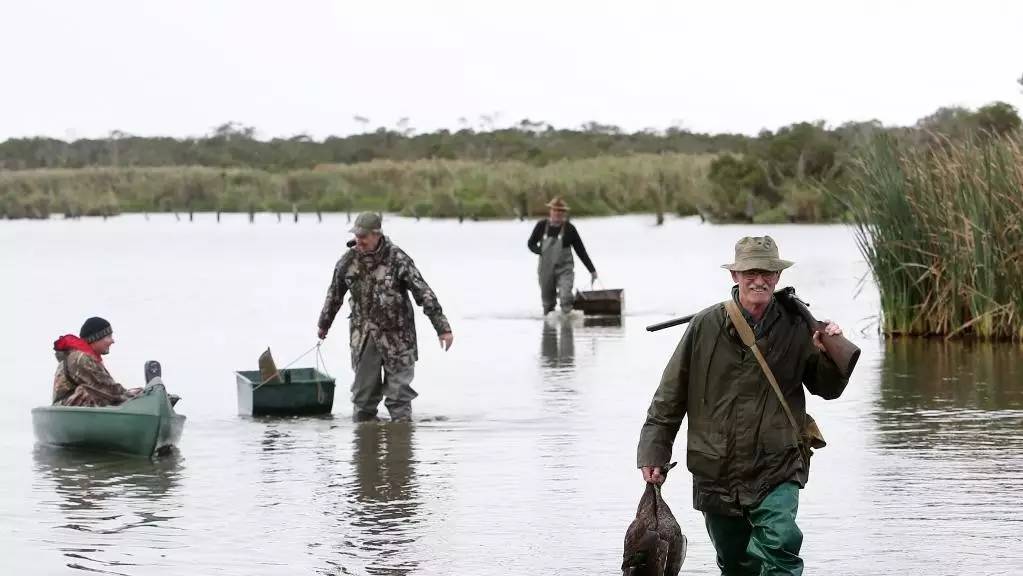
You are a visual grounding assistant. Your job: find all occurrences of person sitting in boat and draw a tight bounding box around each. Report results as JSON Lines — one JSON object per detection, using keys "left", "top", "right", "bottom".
{"left": 51, "top": 317, "right": 154, "bottom": 407}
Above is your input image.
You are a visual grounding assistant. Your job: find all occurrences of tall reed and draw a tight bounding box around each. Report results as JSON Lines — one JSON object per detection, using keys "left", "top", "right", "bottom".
{"left": 846, "top": 133, "right": 1023, "bottom": 340}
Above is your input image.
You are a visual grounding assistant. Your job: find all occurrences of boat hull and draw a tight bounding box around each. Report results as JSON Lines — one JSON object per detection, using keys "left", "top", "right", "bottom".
{"left": 32, "top": 383, "right": 185, "bottom": 457}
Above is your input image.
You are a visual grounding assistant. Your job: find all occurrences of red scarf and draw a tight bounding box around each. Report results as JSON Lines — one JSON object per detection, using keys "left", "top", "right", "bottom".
{"left": 53, "top": 334, "right": 102, "bottom": 363}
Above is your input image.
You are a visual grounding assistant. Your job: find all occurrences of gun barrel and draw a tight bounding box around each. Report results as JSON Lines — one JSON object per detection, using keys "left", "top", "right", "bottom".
{"left": 645, "top": 314, "right": 695, "bottom": 332}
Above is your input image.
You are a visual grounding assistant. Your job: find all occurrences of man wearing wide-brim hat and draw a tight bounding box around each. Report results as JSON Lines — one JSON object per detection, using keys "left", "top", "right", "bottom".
{"left": 318, "top": 212, "right": 453, "bottom": 422}
{"left": 526, "top": 197, "right": 598, "bottom": 315}
{"left": 636, "top": 235, "right": 848, "bottom": 575}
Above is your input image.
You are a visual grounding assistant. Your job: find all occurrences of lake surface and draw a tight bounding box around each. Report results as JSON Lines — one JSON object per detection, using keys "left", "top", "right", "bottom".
{"left": 2, "top": 214, "right": 1021, "bottom": 575}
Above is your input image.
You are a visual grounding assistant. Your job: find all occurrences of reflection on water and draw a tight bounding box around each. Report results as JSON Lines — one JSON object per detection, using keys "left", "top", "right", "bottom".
{"left": 540, "top": 316, "right": 575, "bottom": 370}
{"left": 862, "top": 339, "right": 1023, "bottom": 573}
{"left": 582, "top": 315, "right": 623, "bottom": 328}
{"left": 32, "top": 446, "right": 183, "bottom": 573}
{"left": 345, "top": 422, "right": 420, "bottom": 576}
{"left": 876, "top": 339, "right": 1023, "bottom": 450}
{"left": 34, "top": 446, "right": 182, "bottom": 515}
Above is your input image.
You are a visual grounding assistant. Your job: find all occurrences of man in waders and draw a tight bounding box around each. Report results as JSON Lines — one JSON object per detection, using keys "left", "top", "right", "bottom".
{"left": 317, "top": 212, "right": 453, "bottom": 422}
{"left": 526, "top": 197, "right": 597, "bottom": 315}
{"left": 636, "top": 236, "right": 848, "bottom": 575}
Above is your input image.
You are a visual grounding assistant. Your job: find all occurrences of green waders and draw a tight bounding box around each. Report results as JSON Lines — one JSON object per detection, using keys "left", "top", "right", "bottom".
{"left": 702, "top": 482, "right": 804, "bottom": 576}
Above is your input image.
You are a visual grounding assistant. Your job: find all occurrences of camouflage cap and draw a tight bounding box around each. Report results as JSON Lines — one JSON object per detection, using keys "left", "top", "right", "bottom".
{"left": 721, "top": 235, "right": 794, "bottom": 272}
{"left": 349, "top": 212, "right": 382, "bottom": 235}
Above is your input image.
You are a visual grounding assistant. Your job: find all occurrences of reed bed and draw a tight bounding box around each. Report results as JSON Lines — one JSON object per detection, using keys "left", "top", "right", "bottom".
{"left": 846, "top": 133, "right": 1023, "bottom": 340}
{"left": 0, "top": 155, "right": 711, "bottom": 220}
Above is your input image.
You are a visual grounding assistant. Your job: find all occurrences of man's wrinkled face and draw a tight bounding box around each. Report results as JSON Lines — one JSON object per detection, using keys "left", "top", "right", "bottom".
{"left": 731, "top": 269, "right": 781, "bottom": 308}
{"left": 354, "top": 231, "right": 382, "bottom": 253}
{"left": 91, "top": 334, "right": 115, "bottom": 355}
{"left": 549, "top": 208, "right": 566, "bottom": 225}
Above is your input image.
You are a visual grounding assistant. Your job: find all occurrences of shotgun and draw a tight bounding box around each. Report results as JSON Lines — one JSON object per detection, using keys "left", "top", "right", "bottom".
{"left": 774, "top": 287, "right": 860, "bottom": 379}
{"left": 645, "top": 287, "right": 861, "bottom": 379}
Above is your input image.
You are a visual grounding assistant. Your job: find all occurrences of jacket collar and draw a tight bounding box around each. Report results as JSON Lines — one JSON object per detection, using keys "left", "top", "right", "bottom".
{"left": 53, "top": 334, "right": 102, "bottom": 363}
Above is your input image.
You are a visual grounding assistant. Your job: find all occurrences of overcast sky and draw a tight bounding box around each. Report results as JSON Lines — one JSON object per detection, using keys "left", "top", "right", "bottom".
{"left": 1, "top": 0, "right": 1020, "bottom": 140}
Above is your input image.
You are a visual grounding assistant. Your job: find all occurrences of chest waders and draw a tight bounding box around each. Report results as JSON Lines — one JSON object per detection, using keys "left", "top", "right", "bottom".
{"left": 537, "top": 221, "right": 575, "bottom": 314}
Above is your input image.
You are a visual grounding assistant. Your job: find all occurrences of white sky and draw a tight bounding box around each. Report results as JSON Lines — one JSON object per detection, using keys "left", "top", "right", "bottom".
{"left": 1, "top": 0, "right": 1021, "bottom": 140}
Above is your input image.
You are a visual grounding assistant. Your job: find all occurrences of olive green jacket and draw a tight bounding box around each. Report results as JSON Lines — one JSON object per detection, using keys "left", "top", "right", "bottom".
{"left": 637, "top": 296, "right": 848, "bottom": 516}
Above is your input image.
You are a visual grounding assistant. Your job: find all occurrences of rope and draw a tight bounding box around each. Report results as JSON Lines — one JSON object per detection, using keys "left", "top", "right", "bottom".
{"left": 251, "top": 341, "right": 323, "bottom": 391}
{"left": 314, "top": 342, "right": 333, "bottom": 404}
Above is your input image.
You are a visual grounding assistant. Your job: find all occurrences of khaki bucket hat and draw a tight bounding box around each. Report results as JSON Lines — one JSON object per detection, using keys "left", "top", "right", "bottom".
{"left": 545, "top": 196, "right": 570, "bottom": 211}
{"left": 721, "top": 235, "right": 794, "bottom": 272}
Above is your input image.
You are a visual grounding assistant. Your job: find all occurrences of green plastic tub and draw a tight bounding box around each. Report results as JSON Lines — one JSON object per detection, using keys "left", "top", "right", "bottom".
{"left": 235, "top": 367, "right": 335, "bottom": 416}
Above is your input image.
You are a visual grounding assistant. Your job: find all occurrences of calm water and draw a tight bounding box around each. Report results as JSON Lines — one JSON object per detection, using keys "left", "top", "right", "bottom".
{"left": 2, "top": 214, "right": 1021, "bottom": 575}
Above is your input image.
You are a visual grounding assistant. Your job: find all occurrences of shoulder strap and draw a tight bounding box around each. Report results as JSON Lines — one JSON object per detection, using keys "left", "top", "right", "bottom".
{"left": 724, "top": 300, "right": 801, "bottom": 436}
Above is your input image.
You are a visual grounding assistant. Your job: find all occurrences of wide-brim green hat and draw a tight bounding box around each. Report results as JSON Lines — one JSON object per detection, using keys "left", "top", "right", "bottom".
{"left": 721, "top": 235, "right": 794, "bottom": 272}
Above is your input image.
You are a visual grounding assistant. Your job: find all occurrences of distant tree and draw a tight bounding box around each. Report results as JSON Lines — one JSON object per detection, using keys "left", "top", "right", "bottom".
{"left": 915, "top": 106, "right": 978, "bottom": 139}
{"left": 211, "top": 122, "right": 256, "bottom": 140}
{"left": 974, "top": 101, "right": 1022, "bottom": 136}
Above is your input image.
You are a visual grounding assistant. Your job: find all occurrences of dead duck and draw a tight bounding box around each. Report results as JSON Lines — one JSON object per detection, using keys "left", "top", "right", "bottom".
{"left": 622, "top": 462, "right": 686, "bottom": 576}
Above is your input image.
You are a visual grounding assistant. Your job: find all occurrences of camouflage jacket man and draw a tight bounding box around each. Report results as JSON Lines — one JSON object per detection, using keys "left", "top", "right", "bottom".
{"left": 318, "top": 236, "right": 451, "bottom": 373}
{"left": 637, "top": 292, "right": 848, "bottom": 517}
{"left": 52, "top": 335, "right": 134, "bottom": 407}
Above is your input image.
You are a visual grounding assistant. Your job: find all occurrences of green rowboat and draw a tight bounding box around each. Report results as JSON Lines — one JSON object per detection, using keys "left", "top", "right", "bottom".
{"left": 236, "top": 367, "right": 335, "bottom": 416}
{"left": 31, "top": 382, "right": 185, "bottom": 457}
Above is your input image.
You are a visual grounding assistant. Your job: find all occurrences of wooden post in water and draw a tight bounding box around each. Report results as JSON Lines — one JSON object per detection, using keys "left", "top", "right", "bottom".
{"left": 216, "top": 211, "right": 221, "bottom": 223}
{"left": 650, "top": 182, "right": 665, "bottom": 226}
{"left": 189, "top": 210, "right": 194, "bottom": 222}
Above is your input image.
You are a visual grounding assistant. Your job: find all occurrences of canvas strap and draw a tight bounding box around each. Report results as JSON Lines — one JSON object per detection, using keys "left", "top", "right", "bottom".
{"left": 724, "top": 299, "right": 801, "bottom": 438}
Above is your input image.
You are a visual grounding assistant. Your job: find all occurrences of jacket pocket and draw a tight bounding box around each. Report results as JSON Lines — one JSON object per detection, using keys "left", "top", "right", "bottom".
{"left": 686, "top": 429, "right": 727, "bottom": 480}
{"left": 759, "top": 422, "right": 799, "bottom": 454}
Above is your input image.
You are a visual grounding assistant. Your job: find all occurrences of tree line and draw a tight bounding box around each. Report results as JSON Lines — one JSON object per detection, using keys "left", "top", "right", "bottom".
{"left": 1, "top": 100, "right": 1020, "bottom": 223}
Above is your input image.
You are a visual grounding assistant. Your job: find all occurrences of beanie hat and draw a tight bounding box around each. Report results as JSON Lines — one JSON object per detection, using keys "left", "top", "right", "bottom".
{"left": 80, "top": 317, "right": 112, "bottom": 343}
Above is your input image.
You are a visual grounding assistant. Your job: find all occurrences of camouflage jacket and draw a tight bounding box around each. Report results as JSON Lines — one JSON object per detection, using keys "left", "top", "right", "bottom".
{"left": 52, "top": 350, "right": 133, "bottom": 407}
{"left": 318, "top": 237, "right": 451, "bottom": 373}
